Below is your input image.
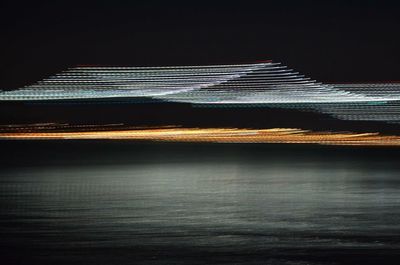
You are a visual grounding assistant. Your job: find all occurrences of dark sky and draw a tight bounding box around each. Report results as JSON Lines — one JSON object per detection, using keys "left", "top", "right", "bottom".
{"left": 1, "top": 0, "right": 400, "bottom": 89}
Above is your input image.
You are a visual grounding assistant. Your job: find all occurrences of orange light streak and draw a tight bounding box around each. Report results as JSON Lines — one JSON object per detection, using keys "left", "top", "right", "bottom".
{"left": 1, "top": 127, "right": 400, "bottom": 146}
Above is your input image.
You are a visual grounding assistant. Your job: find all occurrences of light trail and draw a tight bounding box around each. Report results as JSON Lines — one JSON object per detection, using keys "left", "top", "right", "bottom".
{"left": 1, "top": 127, "right": 400, "bottom": 146}
{"left": 2, "top": 61, "right": 400, "bottom": 123}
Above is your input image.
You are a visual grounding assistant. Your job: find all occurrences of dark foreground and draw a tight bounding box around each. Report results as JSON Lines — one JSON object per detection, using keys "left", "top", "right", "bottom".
{"left": 1, "top": 141, "right": 400, "bottom": 264}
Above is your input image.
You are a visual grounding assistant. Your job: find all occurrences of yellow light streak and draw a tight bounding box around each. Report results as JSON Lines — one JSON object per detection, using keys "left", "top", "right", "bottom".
{"left": 1, "top": 127, "right": 400, "bottom": 146}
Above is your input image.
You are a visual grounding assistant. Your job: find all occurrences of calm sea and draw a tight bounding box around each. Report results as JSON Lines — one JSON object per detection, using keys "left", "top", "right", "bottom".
{"left": 1, "top": 141, "right": 400, "bottom": 264}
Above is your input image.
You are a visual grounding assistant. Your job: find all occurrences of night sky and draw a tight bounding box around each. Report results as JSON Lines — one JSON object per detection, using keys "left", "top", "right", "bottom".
{"left": 1, "top": 0, "right": 400, "bottom": 90}
{"left": 2, "top": 4, "right": 400, "bottom": 264}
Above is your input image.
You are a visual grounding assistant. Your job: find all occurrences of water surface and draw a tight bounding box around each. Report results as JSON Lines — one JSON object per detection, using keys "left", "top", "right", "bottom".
{"left": 1, "top": 142, "right": 400, "bottom": 264}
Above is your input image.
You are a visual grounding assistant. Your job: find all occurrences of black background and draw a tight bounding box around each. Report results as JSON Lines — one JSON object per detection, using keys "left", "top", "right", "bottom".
{"left": 2, "top": 3, "right": 400, "bottom": 265}
{"left": 1, "top": 0, "right": 400, "bottom": 90}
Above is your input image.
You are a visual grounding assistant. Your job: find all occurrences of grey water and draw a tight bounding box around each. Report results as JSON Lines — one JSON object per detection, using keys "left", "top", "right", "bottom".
{"left": 1, "top": 142, "right": 400, "bottom": 264}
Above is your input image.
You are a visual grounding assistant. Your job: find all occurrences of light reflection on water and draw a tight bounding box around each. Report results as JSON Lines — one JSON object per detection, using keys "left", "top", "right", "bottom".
{"left": 1, "top": 142, "right": 400, "bottom": 264}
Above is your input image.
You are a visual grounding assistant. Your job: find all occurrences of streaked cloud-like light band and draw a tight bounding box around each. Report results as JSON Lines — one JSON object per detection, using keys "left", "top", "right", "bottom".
{"left": 1, "top": 62, "right": 400, "bottom": 123}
